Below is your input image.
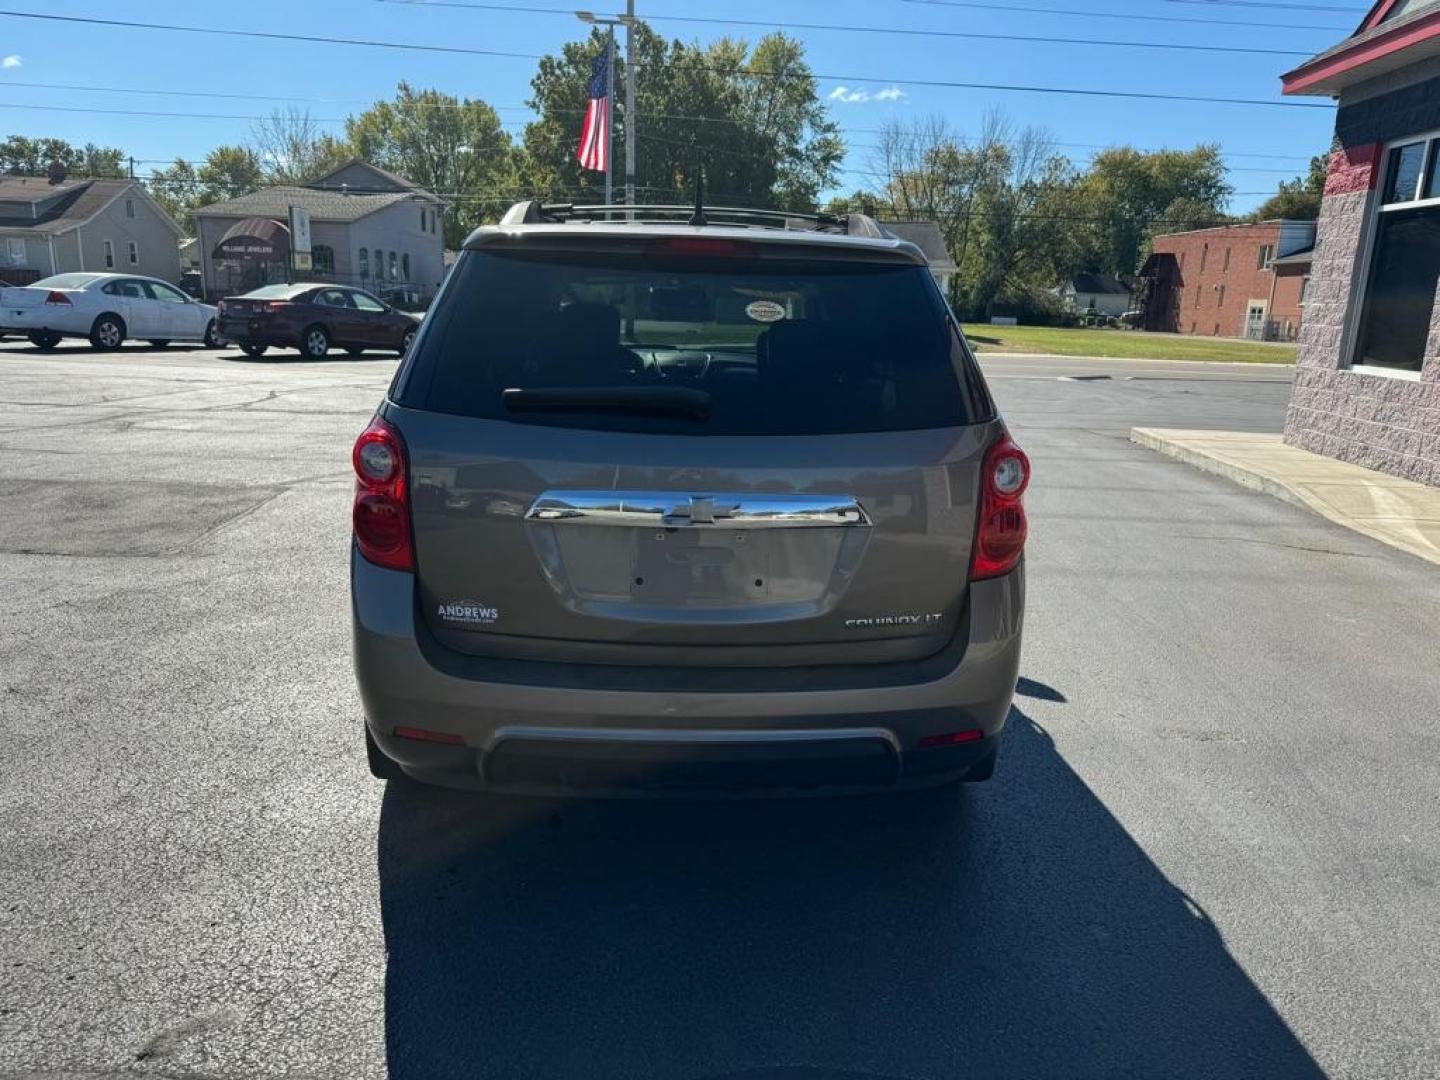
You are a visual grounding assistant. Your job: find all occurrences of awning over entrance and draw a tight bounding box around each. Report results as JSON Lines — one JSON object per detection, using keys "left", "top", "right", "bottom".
{"left": 214, "top": 217, "right": 289, "bottom": 260}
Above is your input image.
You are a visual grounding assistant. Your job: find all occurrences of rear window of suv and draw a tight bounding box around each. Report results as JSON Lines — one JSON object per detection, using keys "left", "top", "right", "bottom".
{"left": 397, "top": 247, "right": 989, "bottom": 435}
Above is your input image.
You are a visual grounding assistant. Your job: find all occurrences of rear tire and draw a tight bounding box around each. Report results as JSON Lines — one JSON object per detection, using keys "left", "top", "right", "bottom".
{"left": 301, "top": 325, "right": 330, "bottom": 359}
{"left": 239, "top": 343, "right": 267, "bottom": 358}
{"left": 366, "top": 725, "right": 405, "bottom": 781}
{"left": 89, "top": 314, "right": 125, "bottom": 351}
{"left": 398, "top": 327, "right": 416, "bottom": 356}
{"left": 203, "top": 320, "right": 219, "bottom": 348}
{"left": 147, "top": 340, "right": 170, "bottom": 349}
{"left": 28, "top": 331, "right": 61, "bottom": 351}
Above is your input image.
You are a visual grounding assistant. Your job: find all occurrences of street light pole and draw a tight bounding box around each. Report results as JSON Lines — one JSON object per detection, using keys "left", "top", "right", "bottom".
{"left": 578, "top": 8, "right": 639, "bottom": 212}
{"left": 625, "top": 0, "right": 636, "bottom": 210}
{"left": 604, "top": 22, "right": 615, "bottom": 207}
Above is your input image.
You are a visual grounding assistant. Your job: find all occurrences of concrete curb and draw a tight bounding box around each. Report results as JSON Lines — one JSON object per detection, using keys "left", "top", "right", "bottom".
{"left": 974, "top": 351, "right": 1296, "bottom": 367}
{"left": 1130, "top": 428, "right": 1440, "bottom": 568}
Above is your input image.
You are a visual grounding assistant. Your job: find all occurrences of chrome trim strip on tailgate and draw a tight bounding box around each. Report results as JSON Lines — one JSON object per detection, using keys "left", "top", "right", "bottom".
{"left": 525, "top": 491, "right": 871, "bottom": 529}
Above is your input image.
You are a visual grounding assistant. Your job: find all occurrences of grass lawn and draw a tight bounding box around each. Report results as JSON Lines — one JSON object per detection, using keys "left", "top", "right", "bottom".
{"left": 960, "top": 324, "right": 1297, "bottom": 364}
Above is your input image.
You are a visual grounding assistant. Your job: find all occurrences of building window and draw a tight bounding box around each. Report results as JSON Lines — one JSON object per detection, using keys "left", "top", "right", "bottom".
{"left": 125, "top": 198, "right": 135, "bottom": 219}
{"left": 359, "top": 248, "right": 369, "bottom": 279}
{"left": 6, "top": 237, "right": 25, "bottom": 266}
{"left": 127, "top": 241, "right": 139, "bottom": 265}
{"left": 389, "top": 251, "right": 398, "bottom": 280}
{"left": 402, "top": 252, "right": 410, "bottom": 281}
{"left": 374, "top": 250, "right": 384, "bottom": 279}
{"left": 1223, "top": 247, "right": 1231, "bottom": 271}
{"left": 103, "top": 240, "right": 115, "bottom": 268}
{"left": 1351, "top": 132, "right": 1440, "bottom": 374}
{"left": 421, "top": 209, "right": 427, "bottom": 232}
{"left": 1218, "top": 284, "right": 1226, "bottom": 308}
{"left": 1200, "top": 244, "right": 1208, "bottom": 272}
{"left": 1257, "top": 244, "right": 1274, "bottom": 271}
{"left": 312, "top": 244, "right": 335, "bottom": 273}
{"left": 1299, "top": 276, "right": 1309, "bottom": 305}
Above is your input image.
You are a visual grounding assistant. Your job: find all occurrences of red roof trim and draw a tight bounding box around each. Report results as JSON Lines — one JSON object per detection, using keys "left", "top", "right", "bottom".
{"left": 1361, "top": 0, "right": 1401, "bottom": 32}
{"left": 1283, "top": 8, "right": 1440, "bottom": 94}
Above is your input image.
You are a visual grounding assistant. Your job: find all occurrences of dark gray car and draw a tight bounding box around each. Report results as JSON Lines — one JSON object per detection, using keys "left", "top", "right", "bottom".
{"left": 352, "top": 202, "right": 1028, "bottom": 795}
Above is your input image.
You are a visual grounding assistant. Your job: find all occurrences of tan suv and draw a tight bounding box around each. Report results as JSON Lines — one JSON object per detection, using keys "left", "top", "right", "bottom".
{"left": 351, "top": 201, "right": 1029, "bottom": 796}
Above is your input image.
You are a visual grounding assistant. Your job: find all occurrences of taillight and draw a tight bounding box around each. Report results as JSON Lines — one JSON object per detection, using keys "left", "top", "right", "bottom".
{"left": 44, "top": 290, "right": 71, "bottom": 305}
{"left": 263, "top": 301, "right": 289, "bottom": 314}
{"left": 970, "top": 432, "right": 1030, "bottom": 581}
{"left": 352, "top": 415, "right": 414, "bottom": 571}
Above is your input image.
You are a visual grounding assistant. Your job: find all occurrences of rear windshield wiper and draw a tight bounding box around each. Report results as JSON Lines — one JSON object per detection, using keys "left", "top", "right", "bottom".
{"left": 502, "top": 386, "right": 711, "bottom": 420}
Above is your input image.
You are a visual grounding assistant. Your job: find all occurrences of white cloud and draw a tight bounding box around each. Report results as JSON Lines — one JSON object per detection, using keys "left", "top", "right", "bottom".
{"left": 2, "top": 55, "right": 21, "bottom": 69}
{"left": 827, "top": 85, "right": 870, "bottom": 104}
{"left": 828, "top": 84, "right": 906, "bottom": 105}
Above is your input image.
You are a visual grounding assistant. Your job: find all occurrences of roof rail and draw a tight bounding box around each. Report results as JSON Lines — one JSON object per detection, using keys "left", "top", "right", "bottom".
{"left": 498, "top": 200, "right": 887, "bottom": 237}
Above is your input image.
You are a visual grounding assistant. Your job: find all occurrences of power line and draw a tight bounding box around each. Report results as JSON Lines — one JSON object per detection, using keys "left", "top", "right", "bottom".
{"left": 0, "top": 10, "right": 1333, "bottom": 109}
{"left": 896, "top": 0, "right": 1350, "bottom": 32}
{"left": 134, "top": 171, "right": 1306, "bottom": 224}
{"left": 1160, "top": 0, "right": 1364, "bottom": 10}
{"left": 378, "top": 0, "right": 1314, "bottom": 57}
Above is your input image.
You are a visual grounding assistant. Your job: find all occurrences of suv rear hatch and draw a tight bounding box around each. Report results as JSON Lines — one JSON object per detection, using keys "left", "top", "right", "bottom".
{"left": 386, "top": 230, "right": 999, "bottom": 667}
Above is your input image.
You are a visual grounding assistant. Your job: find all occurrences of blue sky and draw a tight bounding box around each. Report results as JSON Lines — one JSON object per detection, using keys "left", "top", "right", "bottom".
{"left": 0, "top": 0, "right": 1367, "bottom": 213}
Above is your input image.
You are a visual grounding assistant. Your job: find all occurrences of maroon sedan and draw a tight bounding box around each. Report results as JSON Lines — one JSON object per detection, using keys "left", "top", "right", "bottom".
{"left": 217, "top": 283, "right": 421, "bottom": 359}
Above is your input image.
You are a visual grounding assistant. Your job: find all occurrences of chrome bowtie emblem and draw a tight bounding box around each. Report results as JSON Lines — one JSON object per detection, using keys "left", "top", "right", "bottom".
{"left": 664, "top": 496, "right": 739, "bottom": 525}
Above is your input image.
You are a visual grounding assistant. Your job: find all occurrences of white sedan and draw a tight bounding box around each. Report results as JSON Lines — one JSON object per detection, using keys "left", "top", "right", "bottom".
{"left": 0, "top": 272, "right": 219, "bottom": 351}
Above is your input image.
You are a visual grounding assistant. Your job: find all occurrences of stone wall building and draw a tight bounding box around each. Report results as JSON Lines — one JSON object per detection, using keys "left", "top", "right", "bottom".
{"left": 1280, "top": 0, "right": 1440, "bottom": 486}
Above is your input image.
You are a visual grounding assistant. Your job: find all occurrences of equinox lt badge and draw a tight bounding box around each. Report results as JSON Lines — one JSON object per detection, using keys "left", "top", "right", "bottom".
{"left": 844, "top": 613, "right": 944, "bottom": 629}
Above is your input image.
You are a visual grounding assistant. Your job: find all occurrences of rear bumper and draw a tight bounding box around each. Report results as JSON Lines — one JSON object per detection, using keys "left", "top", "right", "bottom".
{"left": 2, "top": 310, "right": 81, "bottom": 335}
{"left": 217, "top": 329, "right": 294, "bottom": 347}
{"left": 351, "top": 547, "right": 1024, "bottom": 795}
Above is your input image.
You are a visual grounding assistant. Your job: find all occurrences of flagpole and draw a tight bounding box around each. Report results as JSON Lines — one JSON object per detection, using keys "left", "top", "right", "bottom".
{"left": 605, "top": 25, "right": 615, "bottom": 208}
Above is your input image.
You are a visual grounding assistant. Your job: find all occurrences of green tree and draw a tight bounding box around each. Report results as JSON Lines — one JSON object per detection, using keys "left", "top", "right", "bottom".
{"left": 198, "top": 146, "right": 264, "bottom": 202}
{"left": 521, "top": 27, "right": 842, "bottom": 211}
{"left": 1252, "top": 154, "right": 1327, "bottom": 221}
{"left": 148, "top": 158, "right": 201, "bottom": 226}
{"left": 0, "top": 136, "right": 125, "bottom": 177}
{"left": 1075, "top": 145, "right": 1232, "bottom": 276}
{"left": 835, "top": 113, "right": 1079, "bottom": 316}
{"left": 151, "top": 147, "right": 266, "bottom": 226}
{"left": 248, "top": 109, "right": 352, "bottom": 185}
{"left": 346, "top": 82, "right": 515, "bottom": 246}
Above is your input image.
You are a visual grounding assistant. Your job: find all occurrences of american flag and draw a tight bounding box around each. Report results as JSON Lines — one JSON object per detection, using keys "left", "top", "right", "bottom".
{"left": 576, "top": 45, "right": 611, "bottom": 174}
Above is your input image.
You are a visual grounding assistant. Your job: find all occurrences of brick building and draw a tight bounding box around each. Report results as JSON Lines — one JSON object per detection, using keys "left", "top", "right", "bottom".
{"left": 1279, "top": 0, "right": 1440, "bottom": 487}
{"left": 1140, "top": 221, "right": 1314, "bottom": 340}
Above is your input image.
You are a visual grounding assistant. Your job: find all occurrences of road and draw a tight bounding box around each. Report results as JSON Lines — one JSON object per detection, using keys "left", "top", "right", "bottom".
{"left": 1, "top": 343, "right": 1436, "bottom": 1080}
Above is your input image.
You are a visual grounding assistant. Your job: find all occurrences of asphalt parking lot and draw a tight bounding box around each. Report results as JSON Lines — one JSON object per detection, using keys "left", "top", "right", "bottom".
{"left": 1, "top": 340, "right": 1438, "bottom": 1080}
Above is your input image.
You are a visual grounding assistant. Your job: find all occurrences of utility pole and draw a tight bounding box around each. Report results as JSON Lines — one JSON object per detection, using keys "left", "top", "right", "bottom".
{"left": 625, "top": 0, "right": 636, "bottom": 211}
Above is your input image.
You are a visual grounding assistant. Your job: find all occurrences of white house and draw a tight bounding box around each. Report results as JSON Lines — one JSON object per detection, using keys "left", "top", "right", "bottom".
{"left": 1057, "top": 273, "right": 1133, "bottom": 318}
{"left": 0, "top": 173, "right": 183, "bottom": 285}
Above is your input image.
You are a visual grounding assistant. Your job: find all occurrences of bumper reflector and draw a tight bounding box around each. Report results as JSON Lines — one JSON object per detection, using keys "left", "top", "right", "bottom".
{"left": 916, "top": 729, "right": 984, "bottom": 748}
{"left": 393, "top": 726, "right": 465, "bottom": 746}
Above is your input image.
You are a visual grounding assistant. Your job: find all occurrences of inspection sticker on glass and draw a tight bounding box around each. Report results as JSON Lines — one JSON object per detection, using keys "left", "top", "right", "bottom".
{"left": 744, "top": 300, "right": 787, "bottom": 323}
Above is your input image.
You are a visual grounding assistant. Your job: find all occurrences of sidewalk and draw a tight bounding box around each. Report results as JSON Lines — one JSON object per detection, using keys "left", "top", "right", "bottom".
{"left": 1130, "top": 428, "right": 1440, "bottom": 567}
